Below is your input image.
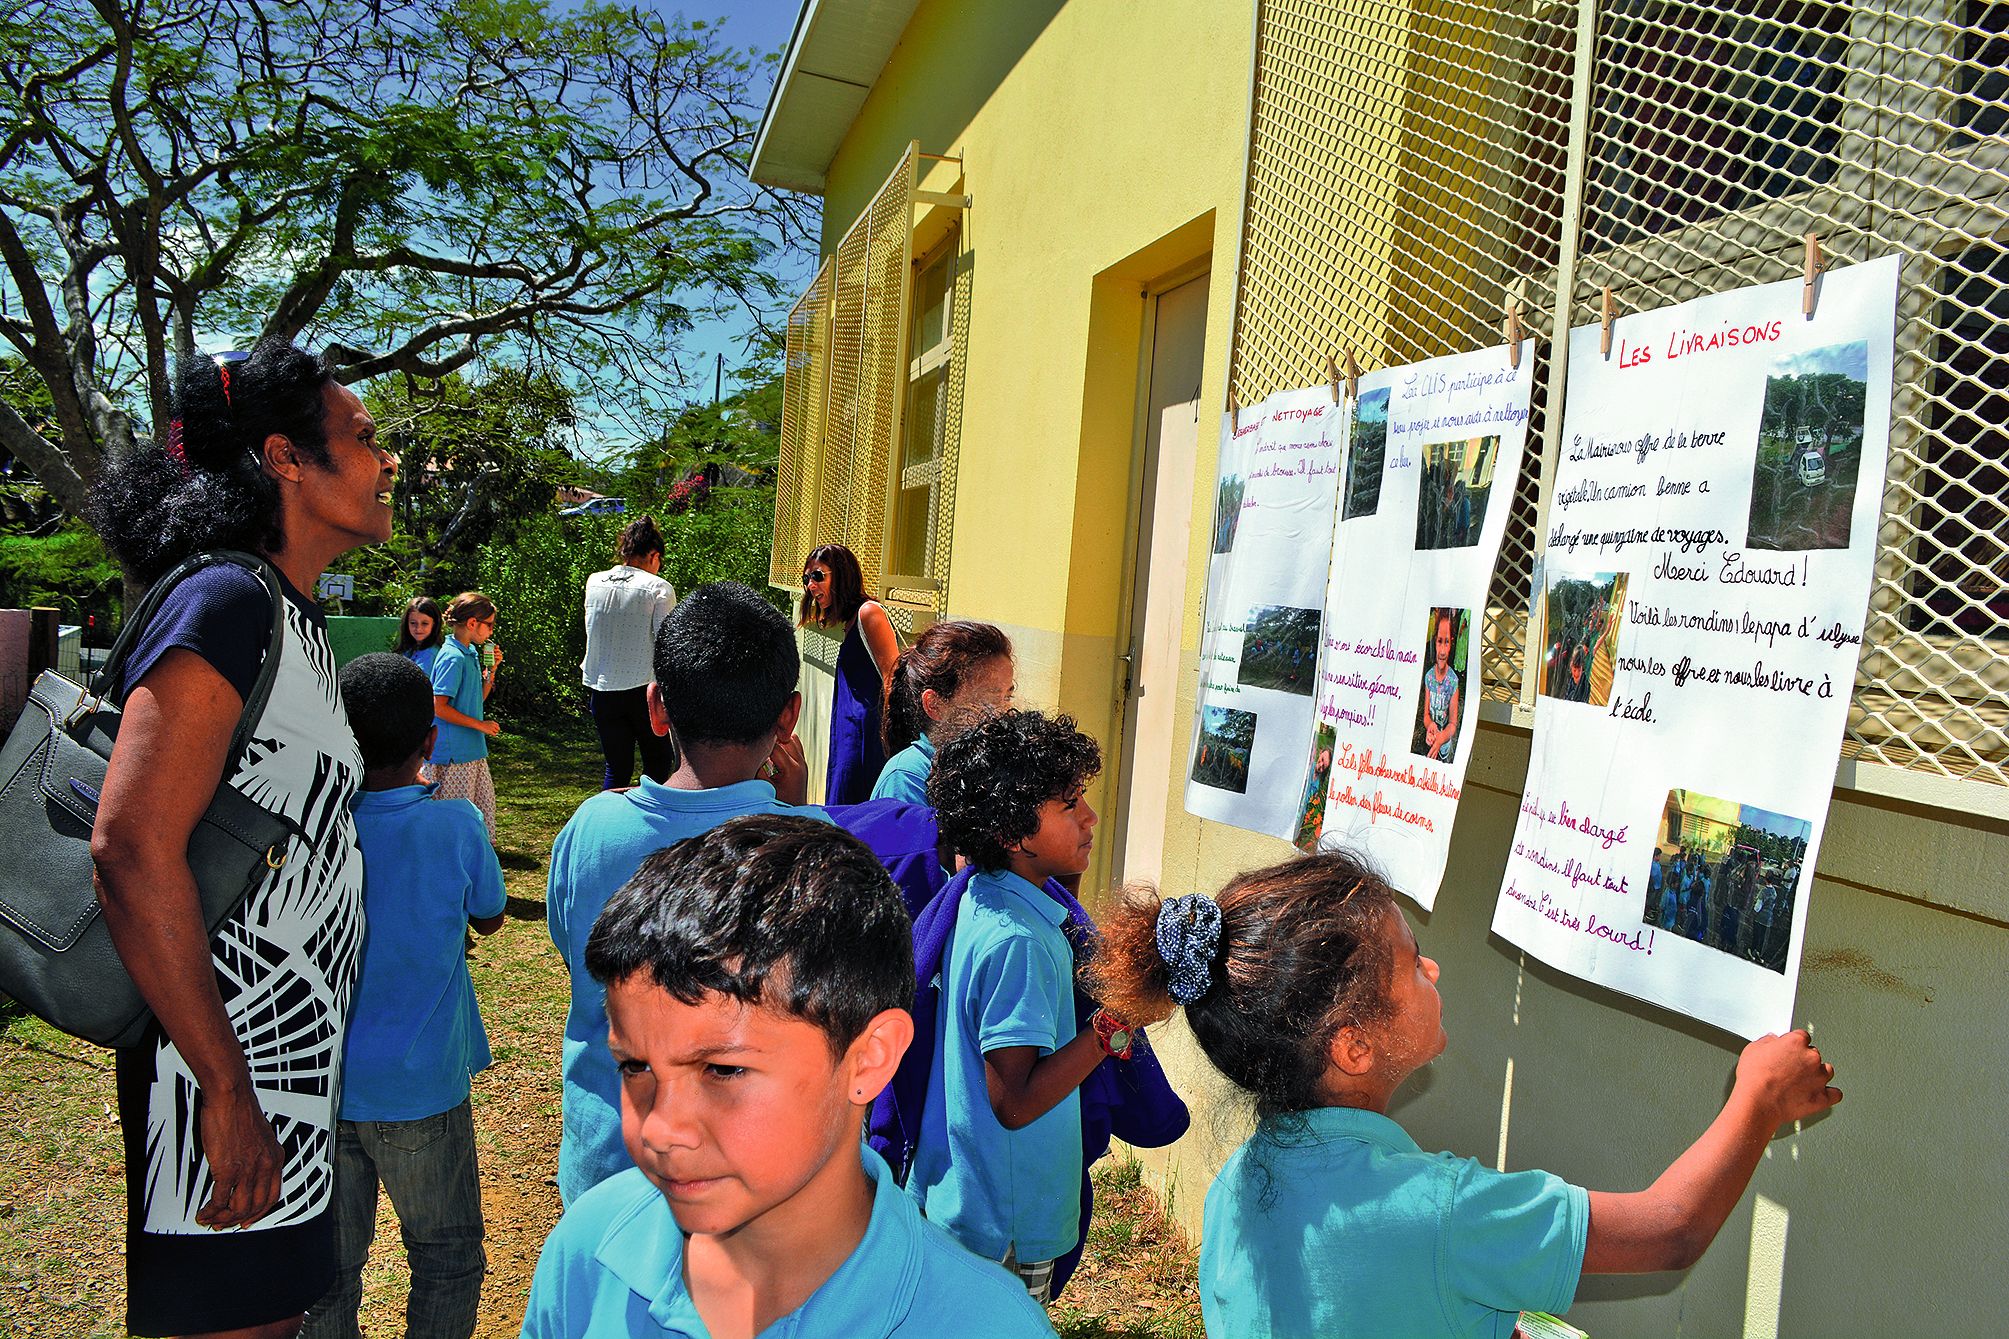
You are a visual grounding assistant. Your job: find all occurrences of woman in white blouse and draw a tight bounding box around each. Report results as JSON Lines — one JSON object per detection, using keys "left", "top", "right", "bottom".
{"left": 580, "top": 515, "right": 678, "bottom": 788}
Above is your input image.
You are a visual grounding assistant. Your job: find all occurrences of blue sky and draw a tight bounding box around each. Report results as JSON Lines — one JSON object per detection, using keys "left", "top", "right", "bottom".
{"left": 1769, "top": 341, "right": 1869, "bottom": 382}
{"left": 677, "top": 2, "right": 814, "bottom": 395}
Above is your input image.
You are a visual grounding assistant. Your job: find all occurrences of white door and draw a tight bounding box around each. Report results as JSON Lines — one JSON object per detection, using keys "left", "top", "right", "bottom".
{"left": 1114, "top": 271, "right": 1209, "bottom": 889}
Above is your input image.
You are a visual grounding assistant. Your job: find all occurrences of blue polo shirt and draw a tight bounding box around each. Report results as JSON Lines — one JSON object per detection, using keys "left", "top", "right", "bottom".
{"left": 522, "top": 1151, "right": 1055, "bottom": 1338}
{"left": 546, "top": 777, "right": 832, "bottom": 1204}
{"left": 407, "top": 643, "right": 439, "bottom": 678}
{"left": 341, "top": 785, "right": 507, "bottom": 1122}
{"left": 905, "top": 868, "right": 1080, "bottom": 1263}
{"left": 870, "top": 735, "right": 935, "bottom": 804}
{"left": 1200, "top": 1106, "right": 1588, "bottom": 1339}
{"left": 430, "top": 636, "right": 487, "bottom": 764}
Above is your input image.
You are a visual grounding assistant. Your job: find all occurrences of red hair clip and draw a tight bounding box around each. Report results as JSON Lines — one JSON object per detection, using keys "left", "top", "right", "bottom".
{"left": 164, "top": 418, "right": 190, "bottom": 477}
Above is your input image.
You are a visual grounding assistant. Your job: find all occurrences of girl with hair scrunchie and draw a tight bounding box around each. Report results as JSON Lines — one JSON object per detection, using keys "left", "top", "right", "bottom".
{"left": 1153, "top": 894, "right": 1222, "bottom": 1005}
{"left": 1088, "top": 848, "right": 1843, "bottom": 1339}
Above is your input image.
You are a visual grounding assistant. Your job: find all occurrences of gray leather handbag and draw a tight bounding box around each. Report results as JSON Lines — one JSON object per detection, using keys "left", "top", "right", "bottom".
{"left": 0, "top": 550, "right": 302, "bottom": 1048}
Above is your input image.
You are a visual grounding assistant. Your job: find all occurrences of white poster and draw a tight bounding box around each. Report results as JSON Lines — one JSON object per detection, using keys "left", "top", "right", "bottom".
{"left": 1293, "top": 344, "right": 1535, "bottom": 908}
{"left": 1491, "top": 256, "right": 1900, "bottom": 1037}
{"left": 1185, "top": 386, "right": 1343, "bottom": 835}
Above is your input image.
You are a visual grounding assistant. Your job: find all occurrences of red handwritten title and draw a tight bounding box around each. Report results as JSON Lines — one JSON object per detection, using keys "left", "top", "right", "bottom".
{"left": 1618, "top": 318, "right": 1785, "bottom": 371}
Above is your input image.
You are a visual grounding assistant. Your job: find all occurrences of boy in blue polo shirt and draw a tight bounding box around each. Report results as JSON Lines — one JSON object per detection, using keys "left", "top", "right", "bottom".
{"left": 522, "top": 816, "right": 1054, "bottom": 1339}
{"left": 305, "top": 654, "right": 506, "bottom": 1339}
{"left": 908, "top": 709, "right": 1127, "bottom": 1304}
{"left": 546, "top": 582, "right": 825, "bottom": 1203}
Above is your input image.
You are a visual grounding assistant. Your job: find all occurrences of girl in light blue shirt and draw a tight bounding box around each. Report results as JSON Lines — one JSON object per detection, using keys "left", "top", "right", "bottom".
{"left": 1089, "top": 849, "right": 1844, "bottom": 1339}
{"left": 392, "top": 594, "right": 444, "bottom": 676}
{"left": 871, "top": 620, "right": 1015, "bottom": 804}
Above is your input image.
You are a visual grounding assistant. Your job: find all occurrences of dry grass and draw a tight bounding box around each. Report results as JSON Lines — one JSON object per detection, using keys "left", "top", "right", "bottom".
{"left": 1052, "top": 1156, "right": 1206, "bottom": 1339}
{"left": 0, "top": 722, "right": 1201, "bottom": 1337}
{"left": 0, "top": 723, "right": 593, "bottom": 1339}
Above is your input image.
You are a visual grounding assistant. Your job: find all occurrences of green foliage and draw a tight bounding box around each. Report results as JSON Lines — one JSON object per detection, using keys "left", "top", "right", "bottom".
{"left": 362, "top": 366, "right": 585, "bottom": 598}
{"left": 656, "top": 486, "right": 781, "bottom": 598}
{"left": 474, "top": 485, "right": 778, "bottom": 723}
{"left": 0, "top": 519, "right": 121, "bottom": 626}
{"left": 0, "top": 360, "right": 63, "bottom": 532}
{"left": 603, "top": 365, "right": 783, "bottom": 498}
{"left": 2, "top": 0, "right": 811, "bottom": 521}
{"left": 475, "top": 514, "right": 613, "bottom": 721}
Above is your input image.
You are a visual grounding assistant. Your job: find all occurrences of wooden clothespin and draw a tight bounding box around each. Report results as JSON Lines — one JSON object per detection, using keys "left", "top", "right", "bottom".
{"left": 1599, "top": 286, "right": 1616, "bottom": 358}
{"left": 1324, "top": 353, "right": 1342, "bottom": 405}
{"left": 1344, "top": 347, "right": 1360, "bottom": 402}
{"left": 1504, "top": 300, "right": 1525, "bottom": 369}
{"left": 1803, "top": 232, "right": 1826, "bottom": 318}
{"left": 1229, "top": 387, "right": 1241, "bottom": 432}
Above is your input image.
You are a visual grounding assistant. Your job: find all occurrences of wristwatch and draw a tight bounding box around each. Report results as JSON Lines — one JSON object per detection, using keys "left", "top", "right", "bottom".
{"left": 1091, "top": 1007, "right": 1137, "bottom": 1061}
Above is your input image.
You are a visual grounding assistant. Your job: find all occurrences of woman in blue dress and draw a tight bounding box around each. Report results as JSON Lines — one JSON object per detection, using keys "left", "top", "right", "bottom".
{"left": 798, "top": 543, "right": 900, "bottom": 804}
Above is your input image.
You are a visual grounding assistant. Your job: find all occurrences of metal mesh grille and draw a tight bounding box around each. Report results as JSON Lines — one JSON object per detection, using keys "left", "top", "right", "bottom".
{"left": 771, "top": 145, "right": 919, "bottom": 608}
{"left": 1236, "top": 0, "right": 2009, "bottom": 788}
{"left": 1569, "top": 0, "right": 2009, "bottom": 785}
{"left": 1230, "top": 0, "right": 1579, "bottom": 705}
{"left": 927, "top": 242, "right": 968, "bottom": 605}
{"left": 889, "top": 235, "right": 967, "bottom": 612}
{"left": 772, "top": 258, "right": 833, "bottom": 588}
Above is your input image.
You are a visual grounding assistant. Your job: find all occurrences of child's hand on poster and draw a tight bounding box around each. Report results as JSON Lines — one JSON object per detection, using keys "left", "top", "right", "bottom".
{"left": 1734, "top": 1028, "right": 1842, "bottom": 1128}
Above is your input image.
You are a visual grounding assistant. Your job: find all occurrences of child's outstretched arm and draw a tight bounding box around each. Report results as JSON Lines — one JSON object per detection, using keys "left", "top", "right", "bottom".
{"left": 1584, "top": 1029, "right": 1840, "bottom": 1274}
{"left": 984, "top": 1029, "right": 1108, "bottom": 1131}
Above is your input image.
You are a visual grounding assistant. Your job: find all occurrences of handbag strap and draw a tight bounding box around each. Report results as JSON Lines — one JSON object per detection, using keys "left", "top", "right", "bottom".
{"left": 91, "top": 549, "right": 290, "bottom": 779}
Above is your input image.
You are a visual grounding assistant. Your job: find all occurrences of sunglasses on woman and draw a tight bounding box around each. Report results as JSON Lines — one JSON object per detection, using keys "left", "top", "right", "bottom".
{"left": 802, "top": 569, "right": 830, "bottom": 584}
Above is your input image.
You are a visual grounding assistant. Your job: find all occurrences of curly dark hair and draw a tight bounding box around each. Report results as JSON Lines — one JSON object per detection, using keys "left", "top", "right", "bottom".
{"left": 338, "top": 653, "right": 436, "bottom": 771}
{"left": 928, "top": 708, "right": 1101, "bottom": 871}
{"left": 1086, "top": 847, "right": 1398, "bottom": 1120}
{"left": 88, "top": 339, "right": 335, "bottom": 581}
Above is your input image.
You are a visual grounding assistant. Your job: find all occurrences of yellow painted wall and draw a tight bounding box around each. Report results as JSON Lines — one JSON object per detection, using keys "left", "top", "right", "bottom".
{"left": 793, "top": 0, "right": 2009, "bottom": 1333}
{"left": 800, "top": 0, "right": 1253, "bottom": 881}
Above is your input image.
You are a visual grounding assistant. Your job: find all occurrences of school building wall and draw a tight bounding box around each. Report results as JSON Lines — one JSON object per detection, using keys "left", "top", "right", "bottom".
{"left": 768, "top": 1, "right": 2009, "bottom": 1334}
{"left": 790, "top": 0, "right": 1251, "bottom": 889}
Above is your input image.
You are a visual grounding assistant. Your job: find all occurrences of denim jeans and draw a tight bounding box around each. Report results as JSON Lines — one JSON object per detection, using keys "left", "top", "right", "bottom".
{"left": 302, "top": 1099, "right": 485, "bottom": 1339}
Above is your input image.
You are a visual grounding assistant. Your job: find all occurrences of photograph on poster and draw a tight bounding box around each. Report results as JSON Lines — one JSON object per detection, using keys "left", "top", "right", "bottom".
{"left": 1342, "top": 387, "right": 1392, "bottom": 520}
{"left": 1214, "top": 473, "right": 1246, "bottom": 554}
{"left": 1410, "top": 606, "right": 1471, "bottom": 764}
{"left": 1237, "top": 605, "right": 1322, "bottom": 695}
{"left": 1192, "top": 705, "right": 1257, "bottom": 793}
{"left": 1538, "top": 571, "right": 1627, "bottom": 707}
{"left": 1748, "top": 341, "right": 1869, "bottom": 552}
{"left": 1646, "top": 789, "right": 1810, "bottom": 974}
{"left": 1294, "top": 722, "right": 1337, "bottom": 850}
{"left": 1414, "top": 433, "right": 1500, "bottom": 550}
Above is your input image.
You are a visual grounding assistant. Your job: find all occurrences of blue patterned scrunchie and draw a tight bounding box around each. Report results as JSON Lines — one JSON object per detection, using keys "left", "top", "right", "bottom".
{"left": 1155, "top": 895, "right": 1223, "bottom": 1005}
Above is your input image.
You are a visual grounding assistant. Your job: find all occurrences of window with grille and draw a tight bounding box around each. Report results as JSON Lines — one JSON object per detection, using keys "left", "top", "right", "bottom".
{"left": 1230, "top": 0, "right": 2009, "bottom": 794}
{"left": 887, "top": 235, "right": 958, "bottom": 597}
{"left": 770, "top": 142, "right": 962, "bottom": 622}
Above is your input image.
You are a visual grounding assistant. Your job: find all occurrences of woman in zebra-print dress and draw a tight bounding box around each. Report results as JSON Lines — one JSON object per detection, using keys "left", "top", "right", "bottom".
{"left": 87, "top": 340, "right": 395, "bottom": 1338}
